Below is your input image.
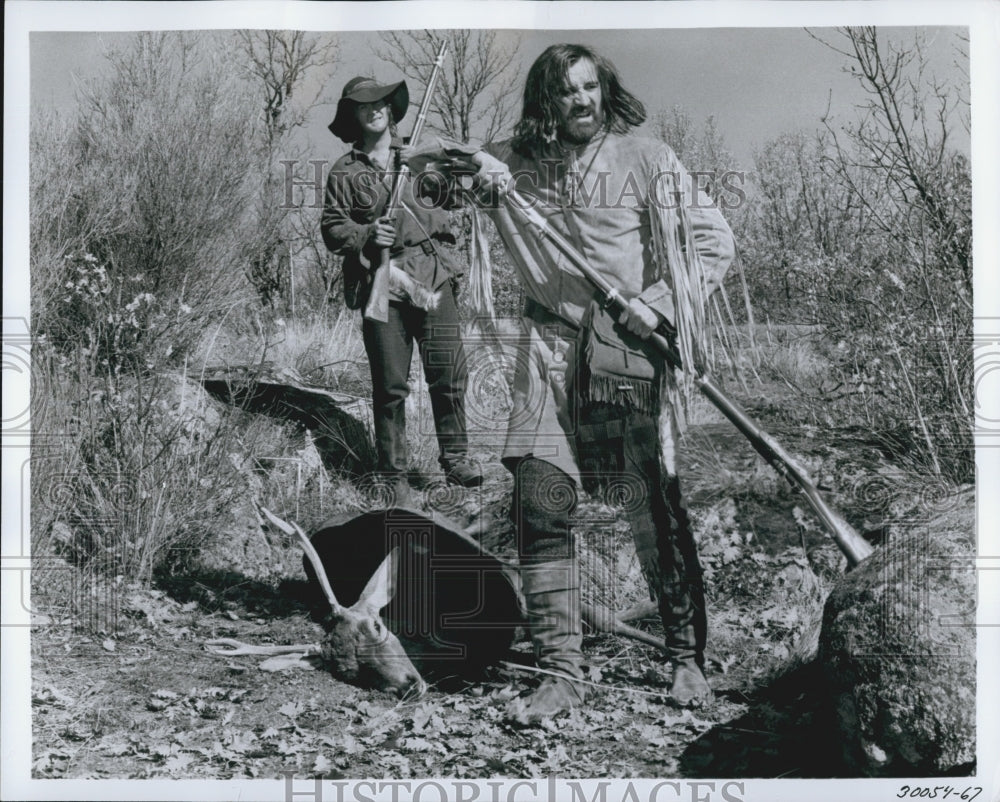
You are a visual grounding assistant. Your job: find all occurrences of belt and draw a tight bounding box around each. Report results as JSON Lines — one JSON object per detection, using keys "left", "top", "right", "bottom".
{"left": 578, "top": 418, "right": 626, "bottom": 442}
{"left": 396, "top": 239, "right": 436, "bottom": 256}
{"left": 524, "top": 297, "right": 580, "bottom": 333}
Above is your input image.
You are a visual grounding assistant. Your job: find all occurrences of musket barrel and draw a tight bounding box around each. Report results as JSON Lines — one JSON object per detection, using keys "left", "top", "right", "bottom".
{"left": 364, "top": 41, "right": 449, "bottom": 322}
{"left": 499, "top": 188, "right": 873, "bottom": 567}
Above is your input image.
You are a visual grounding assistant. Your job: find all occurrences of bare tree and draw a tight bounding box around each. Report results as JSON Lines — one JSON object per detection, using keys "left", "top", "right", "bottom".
{"left": 803, "top": 26, "right": 972, "bottom": 480}
{"left": 237, "top": 30, "right": 338, "bottom": 146}
{"left": 652, "top": 106, "right": 696, "bottom": 160}
{"left": 378, "top": 29, "right": 522, "bottom": 142}
{"left": 739, "top": 129, "right": 869, "bottom": 318}
{"left": 653, "top": 106, "right": 740, "bottom": 205}
{"left": 236, "top": 31, "right": 339, "bottom": 310}
{"left": 812, "top": 27, "right": 971, "bottom": 298}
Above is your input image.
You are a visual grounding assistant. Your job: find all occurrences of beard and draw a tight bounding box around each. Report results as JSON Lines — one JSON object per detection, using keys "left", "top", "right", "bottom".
{"left": 559, "top": 105, "right": 605, "bottom": 145}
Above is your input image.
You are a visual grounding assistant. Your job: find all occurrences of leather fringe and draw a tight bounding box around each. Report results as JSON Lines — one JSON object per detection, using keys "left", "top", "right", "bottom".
{"left": 582, "top": 373, "right": 661, "bottom": 416}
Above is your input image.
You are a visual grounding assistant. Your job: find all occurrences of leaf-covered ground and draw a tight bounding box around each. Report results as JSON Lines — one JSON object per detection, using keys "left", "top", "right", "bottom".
{"left": 30, "top": 374, "right": 965, "bottom": 780}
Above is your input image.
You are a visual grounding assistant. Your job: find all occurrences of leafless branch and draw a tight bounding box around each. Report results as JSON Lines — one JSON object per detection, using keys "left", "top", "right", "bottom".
{"left": 377, "top": 29, "right": 522, "bottom": 142}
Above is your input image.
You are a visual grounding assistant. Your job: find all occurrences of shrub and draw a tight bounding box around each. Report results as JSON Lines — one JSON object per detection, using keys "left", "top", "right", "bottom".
{"left": 734, "top": 29, "right": 972, "bottom": 482}
{"left": 31, "top": 346, "right": 255, "bottom": 585}
{"left": 31, "top": 32, "right": 262, "bottom": 374}
{"left": 29, "top": 33, "right": 279, "bottom": 588}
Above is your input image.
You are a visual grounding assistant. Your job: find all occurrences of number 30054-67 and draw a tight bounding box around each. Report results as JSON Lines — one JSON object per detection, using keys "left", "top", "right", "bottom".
{"left": 897, "top": 787, "right": 981, "bottom": 800}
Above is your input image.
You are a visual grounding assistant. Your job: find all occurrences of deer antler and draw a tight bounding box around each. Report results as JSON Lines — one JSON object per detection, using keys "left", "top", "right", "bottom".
{"left": 206, "top": 637, "right": 320, "bottom": 656}
{"left": 581, "top": 602, "right": 668, "bottom": 654}
{"left": 256, "top": 502, "right": 343, "bottom": 615}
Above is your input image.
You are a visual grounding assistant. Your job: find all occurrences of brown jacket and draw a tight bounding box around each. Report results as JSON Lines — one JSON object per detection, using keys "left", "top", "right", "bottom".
{"left": 321, "top": 140, "right": 459, "bottom": 309}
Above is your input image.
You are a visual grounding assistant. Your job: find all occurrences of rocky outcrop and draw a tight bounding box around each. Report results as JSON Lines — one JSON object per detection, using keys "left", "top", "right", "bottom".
{"left": 197, "top": 363, "right": 376, "bottom": 475}
{"left": 818, "top": 488, "right": 976, "bottom": 775}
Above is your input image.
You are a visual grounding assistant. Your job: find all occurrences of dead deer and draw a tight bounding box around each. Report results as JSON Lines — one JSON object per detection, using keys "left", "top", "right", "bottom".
{"left": 207, "top": 505, "right": 426, "bottom": 699}
{"left": 208, "top": 507, "right": 670, "bottom": 698}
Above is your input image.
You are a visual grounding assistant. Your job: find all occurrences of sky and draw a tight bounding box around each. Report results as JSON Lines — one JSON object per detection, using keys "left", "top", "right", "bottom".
{"left": 28, "top": 25, "right": 970, "bottom": 169}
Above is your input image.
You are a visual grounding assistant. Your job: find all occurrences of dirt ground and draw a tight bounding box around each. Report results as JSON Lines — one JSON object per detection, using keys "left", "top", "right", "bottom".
{"left": 29, "top": 374, "right": 966, "bottom": 781}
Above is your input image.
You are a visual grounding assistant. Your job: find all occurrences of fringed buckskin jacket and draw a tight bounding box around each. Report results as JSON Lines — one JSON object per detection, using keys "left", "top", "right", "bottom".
{"left": 466, "top": 133, "right": 737, "bottom": 482}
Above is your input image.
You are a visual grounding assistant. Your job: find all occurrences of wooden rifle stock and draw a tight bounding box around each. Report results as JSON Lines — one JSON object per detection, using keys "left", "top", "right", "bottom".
{"left": 501, "top": 188, "right": 873, "bottom": 568}
{"left": 364, "top": 42, "right": 449, "bottom": 323}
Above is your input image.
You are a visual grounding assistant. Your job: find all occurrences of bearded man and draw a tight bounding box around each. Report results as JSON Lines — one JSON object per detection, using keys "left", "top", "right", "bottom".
{"left": 451, "top": 44, "right": 737, "bottom": 724}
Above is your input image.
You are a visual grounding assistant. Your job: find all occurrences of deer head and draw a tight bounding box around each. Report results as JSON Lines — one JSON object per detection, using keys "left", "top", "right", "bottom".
{"left": 259, "top": 506, "right": 426, "bottom": 699}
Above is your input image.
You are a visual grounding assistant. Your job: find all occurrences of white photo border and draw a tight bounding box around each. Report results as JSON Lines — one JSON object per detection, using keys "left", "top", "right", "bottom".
{"left": 4, "top": 2, "right": 998, "bottom": 801}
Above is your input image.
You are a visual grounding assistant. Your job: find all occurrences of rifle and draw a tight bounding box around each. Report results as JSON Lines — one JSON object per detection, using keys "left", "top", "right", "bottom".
{"left": 364, "top": 42, "right": 449, "bottom": 323}
{"left": 501, "top": 187, "right": 874, "bottom": 569}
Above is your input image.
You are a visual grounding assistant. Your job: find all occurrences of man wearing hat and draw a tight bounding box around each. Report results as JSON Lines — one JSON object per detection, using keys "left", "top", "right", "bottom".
{"left": 321, "top": 76, "right": 483, "bottom": 503}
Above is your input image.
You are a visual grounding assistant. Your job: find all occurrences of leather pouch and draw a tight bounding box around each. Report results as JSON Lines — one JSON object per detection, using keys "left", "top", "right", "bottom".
{"left": 578, "top": 299, "right": 662, "bottom": 414}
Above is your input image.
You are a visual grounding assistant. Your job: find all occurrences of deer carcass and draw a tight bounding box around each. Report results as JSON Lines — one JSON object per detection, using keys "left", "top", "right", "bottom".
{"left": 209, "top": 507, "right": 667, "bottom": 695}
{"left": 207, "top": 505, "right": 425, "bottom": 698}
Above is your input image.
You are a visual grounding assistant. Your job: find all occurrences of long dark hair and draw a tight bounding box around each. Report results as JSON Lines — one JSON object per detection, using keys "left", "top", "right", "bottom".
{"left": 512, "top": 44, "right": 646, "bottom": 156}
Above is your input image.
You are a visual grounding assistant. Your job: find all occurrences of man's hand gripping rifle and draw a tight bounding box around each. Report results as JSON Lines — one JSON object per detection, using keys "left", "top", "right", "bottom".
{"left": 432, "top": 157, "right": 873, "bottom": 568}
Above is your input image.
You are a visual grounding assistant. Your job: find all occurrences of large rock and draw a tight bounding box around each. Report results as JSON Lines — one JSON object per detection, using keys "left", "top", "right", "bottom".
{"left": 818, "top": 488, "right": 975, "bottom": 775}
{"left": 197, "top": 363, "right": 376, "bottom": 475}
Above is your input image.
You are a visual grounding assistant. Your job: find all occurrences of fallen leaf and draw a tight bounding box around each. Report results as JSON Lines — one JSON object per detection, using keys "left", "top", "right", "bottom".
{"left": 541, "top": 743, "right": 570, "bottom": 768}
{"left": 721, "top": 545, "right": 741, "bottom": 563}
{"left": 279, "top": 701, "right": 302, "bottom": 719}
{"left": 402, "top": 736, "right": 435, "bottom": 751}
{"left": 275, "top": 739, "right": 301, "bottom": 757}
{"left": 409, "top": 702, "right": 436, "bottom": 732}
{"left": 164, "top": 753, "right": 194, "bottom": 772}
{"left": 197, "top": 741, "right": 233, "bottom": 762}
{"left": 226, "top": 732, "right": 257, "bottom": 753}
{"left": 33, "top": 685, "right": 74, "bottom": 707}
{"left": 633, "top": 723, "right": 673, "bottom": 748}
{"left": 102, "top": 639, "right": 116, "bottom": 652}
{"left": 32, "top": 750, "right": 69, "bottom": 775}
{"left": 676, "top": 708, "right": 714, "bottom": 731}
{"left": 312, "top": 754, "right": 333, "bottom": 774}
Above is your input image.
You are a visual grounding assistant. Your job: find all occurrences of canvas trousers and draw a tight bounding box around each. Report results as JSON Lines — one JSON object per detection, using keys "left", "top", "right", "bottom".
{"left": 361, "top": 285, "right": 469, "bottom": 476}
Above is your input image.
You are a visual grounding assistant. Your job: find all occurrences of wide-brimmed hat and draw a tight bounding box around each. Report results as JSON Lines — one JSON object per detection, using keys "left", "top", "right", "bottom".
{"left": 328, "top": 77, "right": 409, "bottom": 142}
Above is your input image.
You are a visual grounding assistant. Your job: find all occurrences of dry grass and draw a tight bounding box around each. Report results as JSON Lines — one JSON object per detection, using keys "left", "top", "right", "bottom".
{"left": 30, "top": 337, "right": 344, "bottom": 601}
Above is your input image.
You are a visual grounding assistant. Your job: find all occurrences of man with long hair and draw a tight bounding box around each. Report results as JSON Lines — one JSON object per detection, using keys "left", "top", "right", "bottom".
{"left": 457, "top": 44, "right": 737, "bottom": 723}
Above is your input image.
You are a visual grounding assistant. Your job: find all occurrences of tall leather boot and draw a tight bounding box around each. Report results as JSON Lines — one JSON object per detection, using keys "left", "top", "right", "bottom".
{"left": 622, "top": 444, "right": 712, "bottom": 707}
{"left": 505, "top": 559, "right": 588, "bottom": 725}
{"left": 658, "top": 476, "right": 712, "bottom": 707}
{"left": 664, "top": 620, "right": 712, "bottom": 707}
